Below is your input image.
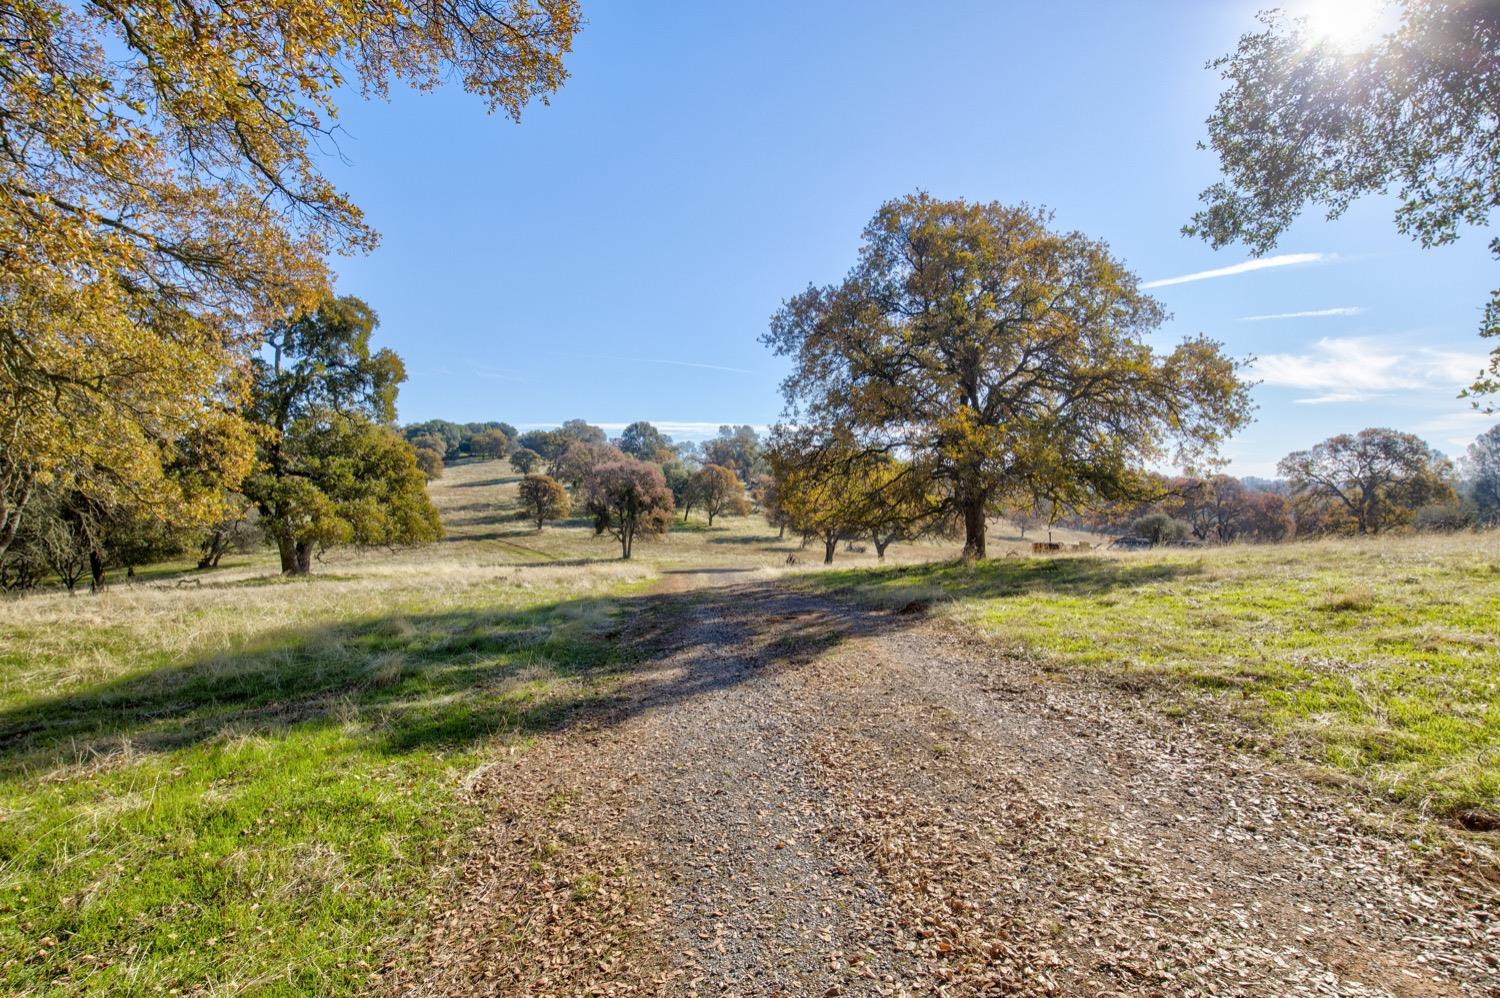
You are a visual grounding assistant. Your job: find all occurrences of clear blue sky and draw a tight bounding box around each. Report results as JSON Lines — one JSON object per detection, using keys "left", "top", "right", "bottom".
{"left": 325, "top": 0, "right": 1497, "bottom": 477}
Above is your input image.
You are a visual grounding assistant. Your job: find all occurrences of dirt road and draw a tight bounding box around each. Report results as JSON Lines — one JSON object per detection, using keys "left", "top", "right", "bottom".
{"left": 396, "top": 579, "right": 1499, "bottom": 997}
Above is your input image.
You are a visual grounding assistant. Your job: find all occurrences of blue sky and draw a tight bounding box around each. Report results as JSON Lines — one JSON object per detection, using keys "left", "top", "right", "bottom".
{"left": 324, "top": 0, "right": 1498, "bottom": 477}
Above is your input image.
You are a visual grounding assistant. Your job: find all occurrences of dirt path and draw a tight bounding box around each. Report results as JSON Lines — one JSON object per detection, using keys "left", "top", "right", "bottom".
{"left": 394, "top": 579, "right": 1499, "bottom": 997}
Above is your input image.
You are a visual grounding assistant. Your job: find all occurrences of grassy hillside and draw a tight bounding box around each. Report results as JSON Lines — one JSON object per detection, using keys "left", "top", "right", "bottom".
{"left": 818, "top": 532, "right": 1500, "bottom": 824}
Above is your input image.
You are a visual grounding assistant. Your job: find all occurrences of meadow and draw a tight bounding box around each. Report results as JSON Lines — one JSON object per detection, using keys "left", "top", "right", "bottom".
{"left": 1, "top": 457, "right": 1495, "bottom": 995}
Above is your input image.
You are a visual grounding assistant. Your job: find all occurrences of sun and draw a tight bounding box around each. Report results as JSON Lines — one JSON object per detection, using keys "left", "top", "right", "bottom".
{"left": 1300, "top": 0, "right": 1394, "bottom": 51}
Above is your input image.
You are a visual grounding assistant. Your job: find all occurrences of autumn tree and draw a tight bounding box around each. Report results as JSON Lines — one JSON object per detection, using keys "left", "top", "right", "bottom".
{"left": 413, "top": 446, "right": 445, "bottom": 481}
{"left": 518, "top": 474, "right": 571, "bottom": 530}
{"left": 690, "top": 465, "right": 750, "bottom": 526}
{"left": 1279, "top": 428, "right": 1455, "bottom": 535}
{"left": 582, "top": 460, "right": 674, "bottom": 559}
{"left": 768, "top": 428, "right": 935, "bottom": 564}
{"left": 1190, "top": 1, "right": 1500, "bottom": 403}
{"left": 559, "top": 441, "right": 627, "bottom": 490}
{"left": 1, "top": 0, "right": 579, "bottom": 557}
{"left": 1462, "top": 424, "right": 1500, "bottom": 524}
{"left": 764, "top": 195, "right": 1253, "bottom": 559}
{"left": 244, "top": 296, "right": 440, "bottom": 573}
{"left": 752, "top": 474, "right": 790, "bottom": 539}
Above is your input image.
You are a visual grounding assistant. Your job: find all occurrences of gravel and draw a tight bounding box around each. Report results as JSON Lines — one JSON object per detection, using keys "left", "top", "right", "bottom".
{"left": 392, "top": 580, "right": 1500, "bottom": 997}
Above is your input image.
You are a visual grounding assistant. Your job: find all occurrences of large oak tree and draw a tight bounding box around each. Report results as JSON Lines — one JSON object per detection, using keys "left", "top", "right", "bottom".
{"left": 763, "top": 194, "right": 1253, "bottom": 559}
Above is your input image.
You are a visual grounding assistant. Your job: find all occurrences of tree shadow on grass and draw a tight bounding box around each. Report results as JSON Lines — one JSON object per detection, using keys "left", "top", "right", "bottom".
{"left": 816, "top": 554, "right": 1203, "bottom": 603}
{"left": 0, "top": 582, "right": 897, "bottom": 779}
{"left": 0, "top": 560, "right": 1194, "bottom": 780}
{"left": 451, "top": 475, "right": 521, "bottom": 489}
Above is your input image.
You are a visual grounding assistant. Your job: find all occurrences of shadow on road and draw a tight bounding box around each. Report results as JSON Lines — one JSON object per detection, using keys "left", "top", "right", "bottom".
{"left": 0, "top": 558, "right": 1196, "bottom": 779}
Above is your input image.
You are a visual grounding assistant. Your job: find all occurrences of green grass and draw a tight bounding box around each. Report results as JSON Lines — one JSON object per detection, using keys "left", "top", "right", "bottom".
{"left": 0, "top": 565, "right": 654, "bottom": 996}
{"left": 816, "top": 533, "right": 1500, "bottom": 821}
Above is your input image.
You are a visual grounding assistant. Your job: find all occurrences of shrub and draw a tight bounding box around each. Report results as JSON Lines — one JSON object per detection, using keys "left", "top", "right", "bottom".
{"left": 1129, "top": 512, "right": 1192, "bottom": 545}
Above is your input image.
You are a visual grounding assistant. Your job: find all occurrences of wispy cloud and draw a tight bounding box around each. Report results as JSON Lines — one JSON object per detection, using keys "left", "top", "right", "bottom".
{"left": 462, "top": 361, "right": 531, "bottom": 383}
{"left": 1237, "top": 306, "right": 1364, "bottom": 322}
{"left": 1142, "top": 252, "right": 1332, "bottom": 289}
{"left": 1413, "top": 411, "right": 1499, "bottom": 449}
{"left": 603, "top": 355, "right": 754, "bottom": 375}
{"left": 1253, "top": 336, "right": 1487, "bottom": 403}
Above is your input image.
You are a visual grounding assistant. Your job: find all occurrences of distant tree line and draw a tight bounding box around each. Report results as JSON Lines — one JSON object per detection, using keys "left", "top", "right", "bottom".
{"left": 1091, "top": 425, "right": 1500, "bottom": 546}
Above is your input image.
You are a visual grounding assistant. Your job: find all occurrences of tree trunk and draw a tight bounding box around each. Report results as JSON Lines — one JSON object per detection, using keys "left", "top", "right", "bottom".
{"left": 961, "top": 498, "right": 987, "bottom": 560}
{"left": 276, "top": 535, "right": 299, "bottom": 574}
{"left": 707, "top": 509, "right": 715, "bottom": 526}
{"left": 294, "top": 541, "right": 313, "bottom": 575}
{"left": 621, "top": 522, "right": 633, "bottom": 559}
{"left": 873, "top": 531, "right": 889, "bottom": 561}
{"left": 823, "top": 534, "right": 837, "bottom": 564}
{"left": 88, "top": 548, "right": 107, "bottom": 593}
{"left": 777, "top": 523, "right": 785, "bottom": 540}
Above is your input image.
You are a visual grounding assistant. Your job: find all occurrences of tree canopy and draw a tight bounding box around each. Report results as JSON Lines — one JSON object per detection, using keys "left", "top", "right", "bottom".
{"left": 1, "top": 0, "right": 578, "bottom": 560}
{"left": 243, "top": 296, "right": 440, "bottom": 573}
{"left": 763, "top": 194, "right": 1253, "bottom": 558}
{"left": 1189, "top": 1, "right": 1500, "bottom": 403}
{"left": 1279, "top": 428, "right": 1455, "bottom": 535}
{"left": 518, "top": 474, "right": 571, "bottom": 530}
{"left": 583, "top": 460, "right": 674, "bottom": 559}
{"left": 690, "top": 465, "right": 750, "bottom": 526}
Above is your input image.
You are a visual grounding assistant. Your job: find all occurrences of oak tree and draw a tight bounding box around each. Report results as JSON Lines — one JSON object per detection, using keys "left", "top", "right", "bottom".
{"left": 518, "top": 473, "right": 571, "bottom": 530}
{"left": 244, "top": 296, "right": 440, "bottom": 573}
{"left": 1, "top": 0, "right": 579, "bottom": 553}
{"left": 510, "top": 447, "right": 542, "bottom": 474}
{"left": 1466, "top": 424, "right": 1500, "bottom": 524}
{"left": 764, "top": 195, "right": 1253, "bottom": 559}
{"left": 1279, "top": 428, "right": 1455, "bottom": 535}
{"left": 691, "top": 465, "right": 750, "bottom": 526}
{"left": 582, "top": 460, "right": 674, "bottom": 559}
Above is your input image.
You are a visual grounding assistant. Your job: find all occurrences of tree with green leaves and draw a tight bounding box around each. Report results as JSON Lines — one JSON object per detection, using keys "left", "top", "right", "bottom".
{"left": 469, "top": 429, "right": 510, "bottom": 461}
{"left": 690, "top": 465, "right": 750, "bottom": 526}
{"left": 1190, "top": 1, "right": 1500, "bottom": 404}
{"left": 1, "top": 0, "right": 577, "bottom": 561}
{"left": 244, "top": 296, "right": 440, "bottom": 573}
{"left": 510, "top": 448, "right": 543, "bottom": 474}
{"left": 582, "top": 460, "right": 674, "bottom": 559}
{"left": 518, "top": 474, "right": 571, "bottom": 530}
{"left": 704, "top": 426, "right": 765, "bottom": 483}
{"left": 617, "top": 421, "right": 674, "bottom": 462}
{"left": 1279, "top": 428, "right": 1455, "bottom": 535}
{"left": 764, "top": 194, "right": 1253, "bottom": 559}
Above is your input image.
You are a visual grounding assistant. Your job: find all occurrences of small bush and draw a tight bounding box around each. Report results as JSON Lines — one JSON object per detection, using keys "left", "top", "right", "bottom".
{"left": 1129, "top": 512, "right": 1192, "bottom": 546}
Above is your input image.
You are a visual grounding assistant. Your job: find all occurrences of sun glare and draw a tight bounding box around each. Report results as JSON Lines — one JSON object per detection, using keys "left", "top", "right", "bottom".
{"left": 1300, "top": 0, "right": 1394, "bottom": 51}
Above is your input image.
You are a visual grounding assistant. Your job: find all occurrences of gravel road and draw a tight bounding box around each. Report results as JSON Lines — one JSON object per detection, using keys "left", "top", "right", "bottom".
{"left": 395, "top": 579, "right": 1499, "bottom": 997}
